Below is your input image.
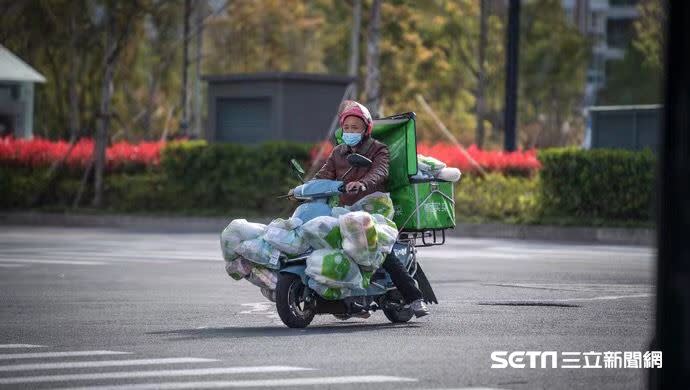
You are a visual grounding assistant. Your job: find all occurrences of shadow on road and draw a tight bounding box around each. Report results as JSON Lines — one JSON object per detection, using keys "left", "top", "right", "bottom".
{"left": 148, "top": 322, "right": 423, "bottom": 341}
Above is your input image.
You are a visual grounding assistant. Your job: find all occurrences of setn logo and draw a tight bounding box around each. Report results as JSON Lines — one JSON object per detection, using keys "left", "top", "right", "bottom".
{"left": 491, "top": 351, "right": 558, "bottom": 368}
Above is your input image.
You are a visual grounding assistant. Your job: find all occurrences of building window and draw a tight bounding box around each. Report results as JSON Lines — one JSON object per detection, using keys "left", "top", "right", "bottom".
{"left": 606, "top": 19, "right": 634, "bottom": 49}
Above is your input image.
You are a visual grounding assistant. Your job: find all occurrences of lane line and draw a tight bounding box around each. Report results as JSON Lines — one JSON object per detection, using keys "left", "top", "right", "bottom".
{"left": 0, "top": 351, "right": 130, "bottom": 360}
{"left": 55, "top": 375, "right": 417, "bottom": 390}
{"left": 0, "top": 259, "right": 107, "bottom": 266}
{"left": 0, "top": 264, "right": 29, "bottom": 268}
{"left": 0, "top": 344, "right": 45, "bottom": 349}
{"left": 0, "top": 366, "right": 315, "bottom": 384}
{"left": 0, "top": 357, "right": 217, "bottom": 372}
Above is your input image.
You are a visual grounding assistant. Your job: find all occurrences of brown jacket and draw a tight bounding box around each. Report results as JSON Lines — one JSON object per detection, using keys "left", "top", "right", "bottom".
{"left": 314, "top": 136, "right": 389, "bottom": 205}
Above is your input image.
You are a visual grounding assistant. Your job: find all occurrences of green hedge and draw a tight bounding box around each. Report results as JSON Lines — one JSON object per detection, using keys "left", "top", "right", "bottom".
{"left": 456, "top": 174, "right": 540, "bottom": 223}
{"left": 161, "top": 141, "right": 311, "bottom": 212}
{"left": 538, "top": 148, "right": 655, "bottom": 221}
{"left": 1, "top": 141, "right": 312, "bottom": 214}
{"left": 1, "top": 143, "right": 656, "bottom": 226}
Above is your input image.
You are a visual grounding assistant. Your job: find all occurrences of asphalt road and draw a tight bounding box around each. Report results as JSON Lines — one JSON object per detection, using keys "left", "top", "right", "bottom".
{"left": 0, "top": 225, "right": 655, "bottom": 390}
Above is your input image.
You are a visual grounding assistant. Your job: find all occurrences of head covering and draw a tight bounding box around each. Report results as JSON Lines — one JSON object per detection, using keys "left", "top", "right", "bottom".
{"left": 338, "top": 100, "right": 373, "bottom": 136}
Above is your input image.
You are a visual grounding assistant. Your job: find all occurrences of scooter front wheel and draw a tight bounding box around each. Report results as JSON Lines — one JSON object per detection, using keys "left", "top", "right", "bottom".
{"left": 276, "top": 273, "right": 315, "bottom": 328}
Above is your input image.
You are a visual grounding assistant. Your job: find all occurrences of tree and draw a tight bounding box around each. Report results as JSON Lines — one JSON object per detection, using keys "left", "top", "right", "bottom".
{"left": 92, "top": 1, "right": 145, "bottom": 207}
{"left": 518, "top": 0, "right": 589, "bottom": 147}
{"left": 364, "top": 0, "right": 382, "bottom": 117}
{"left": 348, "top": 0, "right": 362, "bottom": 98}
{"left": 633, "top": 0, "right": 664, "bottom": 72}
{"left": 596, "top": 0, "right": 664, "bottom": 106}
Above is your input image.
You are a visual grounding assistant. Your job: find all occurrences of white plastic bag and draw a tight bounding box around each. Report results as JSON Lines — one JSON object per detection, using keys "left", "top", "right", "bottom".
{"left": 301, "top": 216, "right": 342, "bottom": 249}
{"left": 418, "top": 154, "right": 447, "bottom": 175}
{"left": 375, "top": 223, "right": 398, "bottom": 255}
{"left": 339, "top": 211, "right": 383, "bottom": 268}
{"left": 263, "top": 217, "right": 309, "bottom": 255}
{"left": 349, "top": 192, "right": 395, "bottom": 219}
{"left": 235, "top": 238, "right": 281, "bottom": 269}
{"left": 305, "top": 249, "right": 363, "bottom": 289}
{"left": 437, "top": 167, "right": 462, "bottom": 182}
{"left": 224, "top": 257, "right": 254, "bottom": 280}
{"left": 246, "top": 266, "right": 278, "bottom": 290}
{"left": 220, "top": 219, "right": 267, "bottom": 261}
{"left": 307, "top": 279, "right": 351, "bottom": 300}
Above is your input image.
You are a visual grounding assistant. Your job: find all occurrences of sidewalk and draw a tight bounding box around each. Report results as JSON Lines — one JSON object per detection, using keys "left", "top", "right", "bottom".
{"left": 0, "top": 211, "right": 654, "bottom": 246}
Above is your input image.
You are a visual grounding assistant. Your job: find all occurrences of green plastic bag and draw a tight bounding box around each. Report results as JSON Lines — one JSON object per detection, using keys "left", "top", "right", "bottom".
{"left": 339, "top": 211, "right": 384, "bottom": 268}
{"left": 305, "top": 249, "right": 363, "bottom": 289}
{"left": 220, "top": 219, "right": 266, "bottom": 261}
{"left": 307, "top": 279, "right": 351, "bottom": 300}
{"left": 350, "top": 192, "right": 395, "bottom": 219}
{"left": 301, "top": 216, "right": 342, "bottom": 249}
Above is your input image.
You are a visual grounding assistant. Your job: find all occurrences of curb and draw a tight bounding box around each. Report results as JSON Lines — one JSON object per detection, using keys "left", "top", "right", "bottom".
{"left": 447, "top": 222, "right": 654, "bottom": 246}
{"left": 0, "top": 212, "right": 653, "bottom": 246}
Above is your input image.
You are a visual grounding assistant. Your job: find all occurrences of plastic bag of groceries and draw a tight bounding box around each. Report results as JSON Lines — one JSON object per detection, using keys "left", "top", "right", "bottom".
{"left": 246, "top": 265, "right": 278, "bottom": 290}
{"left": 349, "top": 192, "right": 395, "bottom": 220}
{"left": 224, "top": 257, "right": 254, "bottom": 280}
{"left": 372, "top": 214, "right": 398, "bottom": 255}
{"left": 339, "top": 211, "right": 384, "bottom": 268}
{"left": 301, "top": 216, "right": 342, "bottom": 249}
{"left": 417, "top": 154, "right": 447, "bottom": 175}
{"left": 437, "top": 167, "right": 462, "bottom": 182}
{"left": 235, "top": 238, "right": 281, "bottom": 269}
{"left": 307, "top": 279, "right": 351, "bottom": 300}
{"left": 220, "top": 219, "right": 267, "bottom": 261}
{"left": 305, "top": 249, "right": 363, "bottom": 289}
{"left": 262, "top": 217, "right": 309, "bottom": 255}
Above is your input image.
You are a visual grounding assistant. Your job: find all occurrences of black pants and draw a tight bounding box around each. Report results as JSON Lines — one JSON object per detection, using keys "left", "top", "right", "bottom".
{"left": 382, "top": 254, "right": 423, "bottom": 304}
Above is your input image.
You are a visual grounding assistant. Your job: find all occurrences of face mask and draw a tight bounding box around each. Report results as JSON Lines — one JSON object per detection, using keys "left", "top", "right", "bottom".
{"left": 342, "top": 132, "right": 363, "bottom": 146}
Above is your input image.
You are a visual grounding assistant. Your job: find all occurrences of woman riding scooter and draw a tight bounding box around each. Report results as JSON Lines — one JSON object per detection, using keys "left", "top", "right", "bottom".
{"left": 314, "top": 100, "right": 430, "bottom": 318}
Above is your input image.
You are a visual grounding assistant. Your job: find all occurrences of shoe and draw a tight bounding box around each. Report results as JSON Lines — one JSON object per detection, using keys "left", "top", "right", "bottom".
{"left": 409, "top": 299, "right": 430, "bottom": 318}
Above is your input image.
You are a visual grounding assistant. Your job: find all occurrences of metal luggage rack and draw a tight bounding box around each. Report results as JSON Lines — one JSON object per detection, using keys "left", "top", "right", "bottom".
{"left": 398, "top": 229, "right": 446, "bottom": 247}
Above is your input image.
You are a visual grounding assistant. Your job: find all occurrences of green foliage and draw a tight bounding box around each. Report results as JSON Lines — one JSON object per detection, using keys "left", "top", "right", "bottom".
{"left": 455, "top": 174, "right": 540, "bottom": 223}
{"left": 160, "top": 141, "right": 313, "bottom": 213}
{"left": 539, "top": 148, "right": 655, "bottom": 220}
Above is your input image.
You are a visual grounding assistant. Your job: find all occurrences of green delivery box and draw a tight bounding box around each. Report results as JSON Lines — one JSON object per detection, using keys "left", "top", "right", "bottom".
{"left": 390, "top": 180, "right": 456, "bottom": 231}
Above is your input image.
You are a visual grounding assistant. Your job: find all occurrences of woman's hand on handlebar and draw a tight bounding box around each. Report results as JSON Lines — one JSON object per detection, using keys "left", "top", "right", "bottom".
{"left": 345, "top": 181, "right": 366, "bottom": 193}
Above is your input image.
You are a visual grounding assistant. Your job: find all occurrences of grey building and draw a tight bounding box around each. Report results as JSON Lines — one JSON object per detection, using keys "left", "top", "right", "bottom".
{"left": 584, "top": 104, "right": 661, "bottom": 151}
{"left": 203, "top": 72, "right": 355, "bottom": 144}
{"left": 0, "top": 45, "right": 46, "bottom": 138}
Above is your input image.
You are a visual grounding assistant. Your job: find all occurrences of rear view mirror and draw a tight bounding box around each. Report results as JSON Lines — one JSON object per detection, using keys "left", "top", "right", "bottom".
{"left": 346, "top": 153, "right": 372, "bottom": 168}
{"left": 290, "top": 158, "right": 305, "bottom": 183}
{"left": 290, "top": 159, "right": 305, "bottom": 175}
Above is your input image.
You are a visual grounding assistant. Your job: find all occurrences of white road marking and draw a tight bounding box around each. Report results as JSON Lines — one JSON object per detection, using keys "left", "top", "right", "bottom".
{"left": 0, "top": 357, "right": 217, "bottom": 372}
{"left": 0, "top": 366, "right": 314, "bottom": 385}
{"left": 0, "top": 263, "right": 29, "bottom": 268}
{"left": 56, "top": 375, "right": 417, "bottom": 390}
{"left": 0, "top": 344, "right": 45, "bottom": 349}
{"left": 0, "top": 350, "right": 130, "bottom": 360}
{"left": 471, "top": 293, "right": 654, "bottom": 305}
{"left": 0, "top": 259, "right": 107, "bottom": 266}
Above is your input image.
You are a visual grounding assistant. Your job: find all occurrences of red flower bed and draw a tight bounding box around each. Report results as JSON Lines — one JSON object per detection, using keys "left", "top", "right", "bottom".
{"left": 310, "top": 141, "right": 541, "bottom": 175}
{"left": 0, "top": 137, "right": 164, "bottom": 171}
{"left": 417, "top": 143, "right": 541, "bottom": 175}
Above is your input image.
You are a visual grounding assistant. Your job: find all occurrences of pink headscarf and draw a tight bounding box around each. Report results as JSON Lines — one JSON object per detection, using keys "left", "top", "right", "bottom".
{"left": 338, "top": 100, "right": 373, "bottom": 136}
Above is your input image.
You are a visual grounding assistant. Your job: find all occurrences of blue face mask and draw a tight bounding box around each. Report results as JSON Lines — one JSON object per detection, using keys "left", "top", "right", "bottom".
{"left": 342, "top": 132, "right": 363, "bottom": 146}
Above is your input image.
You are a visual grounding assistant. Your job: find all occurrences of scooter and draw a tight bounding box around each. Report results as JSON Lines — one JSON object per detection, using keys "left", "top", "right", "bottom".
{"left": 272, "top": 155, "right": 438, "bottom": 328}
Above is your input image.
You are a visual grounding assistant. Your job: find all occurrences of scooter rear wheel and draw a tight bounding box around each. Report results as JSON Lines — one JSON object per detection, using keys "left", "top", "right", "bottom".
{"left": 382, "top": 290, "right": 414, "bottom": 323}
{"left": 276, "top": 273, "right": 315, "bottom": 328}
